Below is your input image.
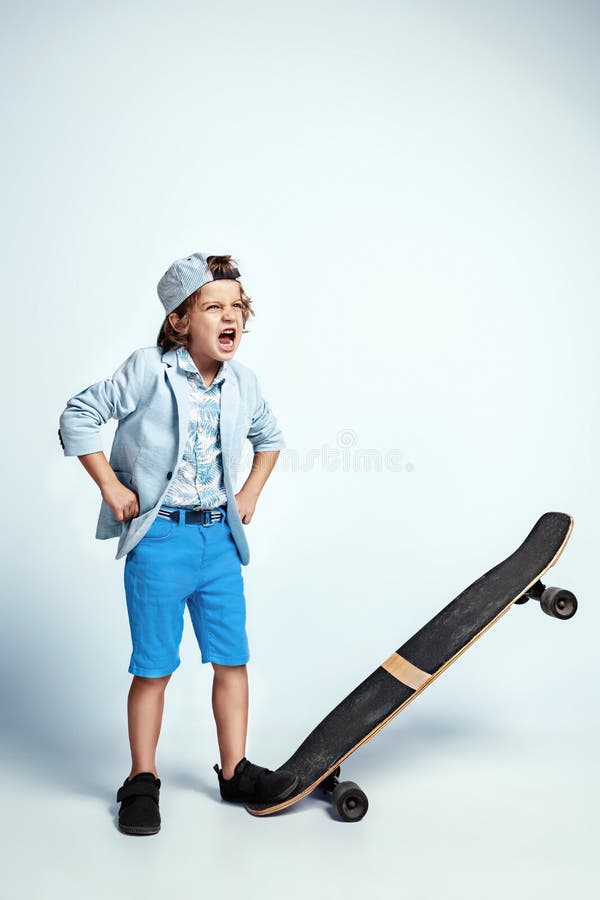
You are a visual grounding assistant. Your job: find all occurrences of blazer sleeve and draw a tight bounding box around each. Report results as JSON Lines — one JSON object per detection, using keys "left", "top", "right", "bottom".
{"left": 246, "top": 374, "right": 286, "bottom": 453}
{"left": 58, "top": 349, "right": 146, "bottom": 457}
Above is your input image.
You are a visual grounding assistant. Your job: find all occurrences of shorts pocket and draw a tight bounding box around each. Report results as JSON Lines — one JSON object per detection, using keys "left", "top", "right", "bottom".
{"left": 142, "top": 515, "right": 175, "bottom": 542}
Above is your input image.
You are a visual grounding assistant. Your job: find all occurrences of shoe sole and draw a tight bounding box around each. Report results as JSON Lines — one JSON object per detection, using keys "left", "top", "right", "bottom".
{"left": 269, "top": 774, "right": 300, "bottom": 802}
{"left": 118, "top": 823, "right": 161, "bottom": 835}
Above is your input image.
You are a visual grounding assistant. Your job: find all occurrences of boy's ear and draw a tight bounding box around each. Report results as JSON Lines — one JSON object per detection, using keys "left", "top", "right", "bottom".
{"left": 167, "top": 311, "right": 184, "bottom": 333}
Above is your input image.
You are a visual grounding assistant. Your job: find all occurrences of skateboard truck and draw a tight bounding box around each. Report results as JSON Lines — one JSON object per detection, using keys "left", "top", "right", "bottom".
{"left": 319, "top": 766, "right": 369, "bottom": 822}
{"left": 514, "top": 580, "right": 577, "bottom": 619}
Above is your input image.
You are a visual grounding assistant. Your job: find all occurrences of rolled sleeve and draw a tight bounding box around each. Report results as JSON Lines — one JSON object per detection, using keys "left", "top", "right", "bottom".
{"left": 58, "top": 349, "right": 146, "bottom": 456}
{"left": 247, "top": 376, "right": 286, "bottom": 453}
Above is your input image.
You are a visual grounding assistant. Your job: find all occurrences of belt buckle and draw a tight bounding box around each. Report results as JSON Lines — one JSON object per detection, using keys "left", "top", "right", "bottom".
{"left": 201, "top": 508, "right": 223, "bottom": 527}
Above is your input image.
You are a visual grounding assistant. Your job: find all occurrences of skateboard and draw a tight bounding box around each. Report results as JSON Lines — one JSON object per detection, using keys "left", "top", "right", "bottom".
{"left": 246, "top": 512, "right": 577, "bottom": 821}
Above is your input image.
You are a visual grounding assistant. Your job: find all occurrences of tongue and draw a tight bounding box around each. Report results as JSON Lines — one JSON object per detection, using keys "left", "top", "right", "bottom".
{"left": 219, "top": 335, "right": 234, "bottom": 348}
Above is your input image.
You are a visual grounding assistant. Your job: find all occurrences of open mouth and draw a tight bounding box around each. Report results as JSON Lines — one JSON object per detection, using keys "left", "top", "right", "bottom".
{"left": 218, "top": 328, "right": 236, "bottom": 350}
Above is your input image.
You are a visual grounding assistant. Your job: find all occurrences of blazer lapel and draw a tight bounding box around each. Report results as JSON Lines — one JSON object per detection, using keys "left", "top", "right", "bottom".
{"left": 162, "top": 347, "right": 191, "bottom": 461}
{"left": 220, "top": 368, "right": 240, "bottom": 480}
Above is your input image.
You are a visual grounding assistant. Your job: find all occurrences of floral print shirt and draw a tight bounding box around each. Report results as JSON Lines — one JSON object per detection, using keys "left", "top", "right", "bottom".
{"left": 162, "top": 346, "right": 228, "bottom": 509}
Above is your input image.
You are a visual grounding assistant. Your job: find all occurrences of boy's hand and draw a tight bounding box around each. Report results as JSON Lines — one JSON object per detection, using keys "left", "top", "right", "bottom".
{"left": 78, "top": 452, "right": 140, "bottom": 522}
{"left": 101, "top": 482, "right": 140, "bottom": 522}
{"left": 235, "top": 488, "right": 257, "bottom": 524}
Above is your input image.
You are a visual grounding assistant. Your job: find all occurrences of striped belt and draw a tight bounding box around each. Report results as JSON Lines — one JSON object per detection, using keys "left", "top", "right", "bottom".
{"left": 157, "top": 506, "right": 226, "bottom": 526}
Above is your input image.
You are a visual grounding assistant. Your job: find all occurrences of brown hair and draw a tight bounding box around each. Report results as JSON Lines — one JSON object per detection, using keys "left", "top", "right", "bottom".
{"left": 156, "top": 254, "right": 255, "bottom": 351}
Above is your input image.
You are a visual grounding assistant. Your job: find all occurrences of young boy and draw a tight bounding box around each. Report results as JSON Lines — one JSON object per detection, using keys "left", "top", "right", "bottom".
{"left": 58, "top": 252, "right": 297, "bottom": 835}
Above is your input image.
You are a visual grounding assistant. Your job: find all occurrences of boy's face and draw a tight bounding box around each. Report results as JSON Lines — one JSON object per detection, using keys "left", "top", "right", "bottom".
{"left": 170, "top": 279, "right": 244, "bottom": 365}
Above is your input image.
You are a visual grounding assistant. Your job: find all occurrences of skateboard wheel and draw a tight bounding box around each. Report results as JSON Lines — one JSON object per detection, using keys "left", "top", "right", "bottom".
{"left": 331, "top": 781, "right": 369, "bottom": 822}
{"left": 540, "top": 586, "right": 577, "bottom": 620}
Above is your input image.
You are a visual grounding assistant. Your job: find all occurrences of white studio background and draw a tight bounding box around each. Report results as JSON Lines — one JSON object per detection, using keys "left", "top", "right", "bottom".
{"left": 1, "top": 2, "right": 598, "bottom": 899}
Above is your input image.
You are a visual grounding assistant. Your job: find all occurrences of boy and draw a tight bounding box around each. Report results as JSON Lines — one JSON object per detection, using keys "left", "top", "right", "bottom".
{"left": 58, "top": 252, "right": 297, "bottom": 835}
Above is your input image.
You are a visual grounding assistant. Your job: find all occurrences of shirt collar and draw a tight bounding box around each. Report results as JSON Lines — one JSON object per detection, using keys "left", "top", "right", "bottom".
{"left": 175, "top": 345, "right": 227, "bottom": 387}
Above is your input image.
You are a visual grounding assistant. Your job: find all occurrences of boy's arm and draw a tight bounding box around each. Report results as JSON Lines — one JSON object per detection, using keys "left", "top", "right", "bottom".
{"left": 245, "top": 374, "right": 286, "bottom": 454}
{"left": 236, "top": 376, "right": 286, "bottom": 524}
{"left": 59, "top": 350, "right": 146, "bottom": 521}
{"left": 58, "top": 349, "right": 146, "bottom": 456}
{"left": 236, "top": 450, "right": 280, "bottom": 524}
{"left": 78, "top": 450, "right": 119, "bottom": 488}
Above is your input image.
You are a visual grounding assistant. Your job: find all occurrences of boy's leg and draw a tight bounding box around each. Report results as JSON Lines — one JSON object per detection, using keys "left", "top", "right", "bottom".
{"left": 117, "top": 674, "right": 169, "bottom": 836}
{"left": 127, "top": 673, "right": 172, "bottom": 779}
{"left": 211, "top": 663, "right": 248, "bottom": 779}
{"left": 123, "top": 511, "right": 200, "bottom": 780}
{"left": 188, "top": 513, "right": 298, "bottom": 802}
{"left": 210, "top": 662, "right": 298, "bottom": 803}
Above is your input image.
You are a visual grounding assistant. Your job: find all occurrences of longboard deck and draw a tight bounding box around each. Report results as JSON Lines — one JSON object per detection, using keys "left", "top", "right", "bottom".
{"left": 246, "top": 512, "right": 573, "bottom": 816}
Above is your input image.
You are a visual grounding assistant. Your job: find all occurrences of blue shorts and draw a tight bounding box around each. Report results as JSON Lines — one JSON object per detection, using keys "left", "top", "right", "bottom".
{"left": 123, "top": 505, "right": 249, "bottom": 677}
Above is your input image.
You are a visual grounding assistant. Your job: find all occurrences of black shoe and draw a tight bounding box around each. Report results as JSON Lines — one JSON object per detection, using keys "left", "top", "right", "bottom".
{"left": 213, "top": 757, "right": 299, "bottom": 804}
{"left": 116, "top": 772, "right": 161, "bottom": 835}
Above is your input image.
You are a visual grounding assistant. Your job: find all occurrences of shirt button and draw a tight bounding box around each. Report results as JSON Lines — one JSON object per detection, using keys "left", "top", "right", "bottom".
{"left": 166, "top": 471, "right": 172, "bottom": 479}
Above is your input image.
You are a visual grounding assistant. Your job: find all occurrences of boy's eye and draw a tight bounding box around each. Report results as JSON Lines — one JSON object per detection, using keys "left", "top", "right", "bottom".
{"left": 205, "top": 303, "right": 242, "bottom": 310}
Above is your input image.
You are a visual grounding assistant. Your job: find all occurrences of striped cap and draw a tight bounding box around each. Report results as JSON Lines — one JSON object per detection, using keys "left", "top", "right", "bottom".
{"left": 157, "top": 252, "right": 241, "bottom": 316}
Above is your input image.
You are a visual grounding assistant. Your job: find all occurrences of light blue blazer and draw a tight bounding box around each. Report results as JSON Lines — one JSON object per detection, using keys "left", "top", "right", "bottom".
{"left": 58, "top": 346, "right": 285, "bottom": 563}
